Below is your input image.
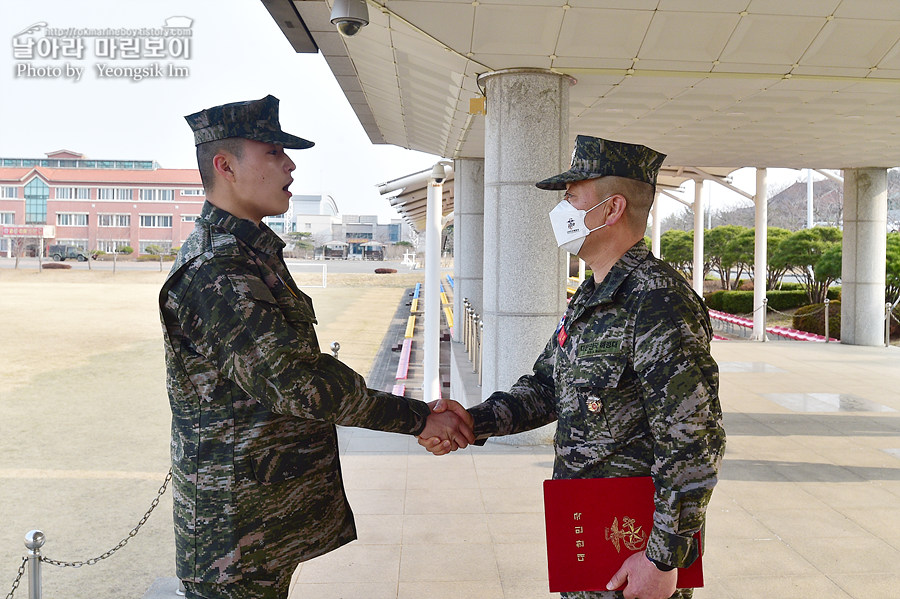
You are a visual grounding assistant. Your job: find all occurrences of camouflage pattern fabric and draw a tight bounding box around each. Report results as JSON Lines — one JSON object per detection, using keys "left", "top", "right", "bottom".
{"left": 536, "top": 135, "right": 666, "bottom": 189}
{"left": 185, "top": 95, "right": 314, "bottom": 149}
{"left": 159, "top": 201, "right": 431, "bottom": 590}
{"left": 468, "top": 240, "right": 725, "bottom": 599}
{"left": 183, "top": 567, "right": 291, "bottom": 599}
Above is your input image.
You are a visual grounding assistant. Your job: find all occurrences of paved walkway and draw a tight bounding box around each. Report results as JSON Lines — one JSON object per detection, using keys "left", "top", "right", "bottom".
{"left": 16, "top": 270, "right": 889, "bottom": 599}
{"left": 290, "top": 334, "right": 900, "bottom": 599}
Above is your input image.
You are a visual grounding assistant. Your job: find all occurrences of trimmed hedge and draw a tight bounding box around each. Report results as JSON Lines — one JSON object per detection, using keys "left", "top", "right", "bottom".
{"left": 704, "top": 290, "right": 727, "bottom": 311}
{"left": 42, "top": 262, "right": 72, "bottom": 269}
{"left": 722, "top": 291, "right": 753, "bottom": 315}
{"left": 793, "top": 301, "right": 841, "bottom": 339}
{"left": 374, "top": 268, "right": 397, "bottom": 274}
{"left": 705, "top": 287, "right": 841, "bottom": 315}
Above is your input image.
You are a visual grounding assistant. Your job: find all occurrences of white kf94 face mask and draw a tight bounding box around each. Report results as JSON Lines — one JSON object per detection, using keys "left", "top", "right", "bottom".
{"left": 548, "top": 196, "right": 611, "bottom": 255}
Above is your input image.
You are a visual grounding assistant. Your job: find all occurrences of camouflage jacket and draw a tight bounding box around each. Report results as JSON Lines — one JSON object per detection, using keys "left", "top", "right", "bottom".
{"left": 468, "top": 240, "right": 725, "bottom": 571}
{"left": 159, "top": 201, "right": 431, "bottom": 584}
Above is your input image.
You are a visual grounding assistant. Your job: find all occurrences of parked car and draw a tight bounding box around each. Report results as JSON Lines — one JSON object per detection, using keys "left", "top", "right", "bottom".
{"left": 47, "top": 244, "right": 90, "bottom": 261}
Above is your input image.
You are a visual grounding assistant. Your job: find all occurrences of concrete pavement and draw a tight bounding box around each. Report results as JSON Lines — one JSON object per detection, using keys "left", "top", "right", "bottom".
{"left": 5, "top": 267, "right": 894, "bottom": 599}
{"left": 288, "top": 333, "right": 900, "bottom": 598}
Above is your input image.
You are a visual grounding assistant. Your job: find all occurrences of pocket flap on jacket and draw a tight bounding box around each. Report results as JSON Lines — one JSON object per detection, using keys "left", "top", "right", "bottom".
{"left": 250, "top": 435, "right": 332, "bottom": 484}
{"left": 569, "top": 354, "right": 628, "bottom": 390}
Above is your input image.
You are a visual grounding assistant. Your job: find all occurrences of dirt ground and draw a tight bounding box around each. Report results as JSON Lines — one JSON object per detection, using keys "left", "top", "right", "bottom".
{"left": 0, "top": 268, "right": 421, "bottom": 599}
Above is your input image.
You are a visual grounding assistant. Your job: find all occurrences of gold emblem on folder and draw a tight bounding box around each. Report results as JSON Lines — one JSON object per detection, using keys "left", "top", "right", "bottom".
{"left": 605, "top": 516, "right": 647, "bottom": 553}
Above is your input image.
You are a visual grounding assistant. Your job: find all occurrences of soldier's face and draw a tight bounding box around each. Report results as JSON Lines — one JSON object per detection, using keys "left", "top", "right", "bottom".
{"left": 229, "top": 140, "right": 296, "bottom": 223}
{"left": 563, "top": 179, "right": 610, "bottom": 232}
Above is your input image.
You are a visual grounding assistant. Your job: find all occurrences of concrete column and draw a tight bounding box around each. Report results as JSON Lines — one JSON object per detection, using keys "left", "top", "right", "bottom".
{"left": 692, "top": 180, "right": 704, "bottom": 295}
{"left": 452, "top": 158, "right": 484, "bottom": 343}
{"left": 841, "top": 168, "right": 888, "bottom": 346}
{"left": 478, "top": 69, "right": 572, "bottom": 443}
{"left": 651, "top": 193, "right": 661, "bottom": 257}
{"left": 753, "top": 168, "right": 768, "bottom": 341}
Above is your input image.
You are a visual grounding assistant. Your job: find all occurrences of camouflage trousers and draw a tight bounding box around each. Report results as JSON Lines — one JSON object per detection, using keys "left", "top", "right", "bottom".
{"left": 183, "top": 570, "right": 293, "bottom": 599}
{"left": 562, "top": 589, "right": 692, "bottom": 599}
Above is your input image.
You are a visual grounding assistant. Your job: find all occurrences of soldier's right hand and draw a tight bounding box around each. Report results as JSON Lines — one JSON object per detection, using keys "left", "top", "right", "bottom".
{"left": 417, "top": 399, "right": 474, "bottom": 455}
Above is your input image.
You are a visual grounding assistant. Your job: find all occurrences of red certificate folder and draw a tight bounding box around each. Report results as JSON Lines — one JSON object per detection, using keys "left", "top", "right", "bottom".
{"left": 543, "top": 476, "right": 703, "bottom": 593}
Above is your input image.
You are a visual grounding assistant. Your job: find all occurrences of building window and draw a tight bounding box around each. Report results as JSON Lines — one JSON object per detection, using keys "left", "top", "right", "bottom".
{"left": 98, "top": 188, "right": 133, "bottom": 200}
{"left": 139, "top": 240, "right": 172, "bottom": 254}
{"left": 139, "top": 214, "right": 172, "bottom": 228}
{"left": 139, "top": 189, "right": 175, "bottom": 202}
{"left": 98, "top": 214, "right": 131, "bottom": 227}
{"left": 181, "top": 214, "right": 199, "bottom": 222}
{"left": 1, "top": 186, "right": 18, "bottom": 199}
{"left": 181, "top": 188, "right": 204, "bottom": 196}
{"left": 57, "top": 213, "right": 89, "bottom": 226}
{"left": 25, "top": 178, "right": 49, "bottom": 224}
{"left": 0, "top": 212, "right": 14, "bottom": 224}
{"left": 97, "top": 239, "right": 130, "bottom": 253}
{"left": 55, "top": 187, "right": 91, "bottom": 200}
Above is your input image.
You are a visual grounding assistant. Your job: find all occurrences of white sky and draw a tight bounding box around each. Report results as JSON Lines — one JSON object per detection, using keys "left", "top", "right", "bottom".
{"left": 0, "top": 0, "right": 817, "bottom": 225}
{"left": 0, "top": 0, "right": 440, "bottom": 223}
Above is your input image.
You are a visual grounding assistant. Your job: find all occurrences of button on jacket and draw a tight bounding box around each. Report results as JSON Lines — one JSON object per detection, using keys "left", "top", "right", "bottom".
{"left": 468, "top": 241, "right": 725, "bottom": 593}
{"left": 159, "top": 201, "right": 431, "bottom": 585}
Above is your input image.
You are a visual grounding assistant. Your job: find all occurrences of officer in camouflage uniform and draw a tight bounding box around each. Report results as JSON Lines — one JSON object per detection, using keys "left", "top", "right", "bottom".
{"left": 425, "top": 135, "right": 725, "bottom": 599}
{"left": 160, "top": 95, "right": 473, "bottom": 599}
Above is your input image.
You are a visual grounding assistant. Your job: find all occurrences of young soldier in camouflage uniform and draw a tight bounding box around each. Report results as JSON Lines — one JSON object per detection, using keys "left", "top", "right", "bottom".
{"left": 160, "top": 95, "right": 474, "bottom": 599}
{"left": 424, "top": 136, "right": 725, "bottom": 599}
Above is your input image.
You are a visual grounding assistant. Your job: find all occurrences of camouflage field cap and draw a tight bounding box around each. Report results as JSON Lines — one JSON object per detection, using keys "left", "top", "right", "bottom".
{"left": 536, "top": 135, "right": 665, "bottom": 190}
{"left": 185, "top": 94, "right": 314, "bottom": 149}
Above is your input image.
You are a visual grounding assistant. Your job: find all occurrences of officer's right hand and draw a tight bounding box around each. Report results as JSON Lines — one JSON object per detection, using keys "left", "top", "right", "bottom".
{"left": 417, "top": 399, "right": 474, "bottom": 455}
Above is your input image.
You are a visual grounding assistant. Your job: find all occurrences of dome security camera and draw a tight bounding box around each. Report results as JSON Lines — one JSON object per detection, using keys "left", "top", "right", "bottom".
{"left": 331, "top": 0, "right": 369, "bottom": 37}
{"left": 431, "top": 163, "right": 446, "bottom": 183}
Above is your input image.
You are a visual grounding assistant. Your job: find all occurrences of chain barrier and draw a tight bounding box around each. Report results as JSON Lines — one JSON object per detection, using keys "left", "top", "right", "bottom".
{"left": 4, "top": 558, "right": 26, "bottom": 599}
{"left": 766, "top": 303, "right": 827, "bottom": 318}
{"left": 42, "top": 470, "right": 172, "bottom": 569}
{"left": 5, "top": 469, "right": 172, "bottom": 598}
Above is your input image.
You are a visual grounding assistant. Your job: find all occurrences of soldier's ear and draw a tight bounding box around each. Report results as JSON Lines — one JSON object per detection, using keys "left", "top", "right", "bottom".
{"left": 604, "top": 194, "right": 627, "bottom": 225}
{"left": 213, "top": 153, "right": 236, "bottom": 182}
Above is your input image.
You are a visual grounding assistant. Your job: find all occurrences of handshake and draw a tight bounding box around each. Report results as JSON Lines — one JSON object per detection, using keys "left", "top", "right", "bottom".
{"left": 416, "top": 399, "right": 475, "bottom": 456}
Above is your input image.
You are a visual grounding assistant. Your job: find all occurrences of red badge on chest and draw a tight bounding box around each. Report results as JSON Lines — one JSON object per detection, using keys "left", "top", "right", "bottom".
{"left": 557, "top": 325, "right": 568, "bottom": 347}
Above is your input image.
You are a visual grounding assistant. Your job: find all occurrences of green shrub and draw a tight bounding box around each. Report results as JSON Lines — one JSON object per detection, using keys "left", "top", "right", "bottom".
{"left": 721, "top": 291, "right": 754, "bottom": 315}
{"left": 704, "top": 290, "right": 727, "bottom": 311}
{"left": 705, "top": 286, "right": 841, "bottom": 316}
{"left": 793, "top": 301, "right": 841, "bottom": 339}
{"left": 774, "top": 281, "right": 804, "bottom": 291}
{"left": 119, "top": 246, "right": 134, "bottom": 254}
{"left": 765, "top": 290, "right": 809, "bottom": 311}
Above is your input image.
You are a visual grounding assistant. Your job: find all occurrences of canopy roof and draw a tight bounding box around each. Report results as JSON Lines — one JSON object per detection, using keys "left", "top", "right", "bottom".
{"left": 268, "top": 0, "right": 900, "bottom": 170}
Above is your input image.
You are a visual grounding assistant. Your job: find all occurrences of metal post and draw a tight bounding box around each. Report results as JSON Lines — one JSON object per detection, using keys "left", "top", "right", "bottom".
{"left": 477, "top": 319, "right": 483, "bottom": 386}
{"left": 471, "top": 315, "right": 479, "bottom": 374}
{"left": 330, "top": 341, "right": 340, "bottom": 359}
{"left": 824, "top": 298, "right": 830, "bottom": 342}
{"left": 469, "top": 308, "right": 476, "bottom": 360}
{"left": 25, "top": 530, "right": 44, "bottom": 599}
{"left": 887, "top": 303, "right": 892, "bottom": 348}
{"left": 463, "top": 299, "right": 470, "bottom": 352}
{"left": 761, "top": 297, "right": 768, "bottom": 342}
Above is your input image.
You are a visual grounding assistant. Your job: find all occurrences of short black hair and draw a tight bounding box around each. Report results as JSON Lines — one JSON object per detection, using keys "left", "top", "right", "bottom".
{"left": 196, "top": 138, "right": 245, "bottom": 192}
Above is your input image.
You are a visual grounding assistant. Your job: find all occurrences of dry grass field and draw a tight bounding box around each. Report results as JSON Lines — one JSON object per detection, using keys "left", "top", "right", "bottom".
{"left": 0, "top": 268, "right": 420, "bottom": 599}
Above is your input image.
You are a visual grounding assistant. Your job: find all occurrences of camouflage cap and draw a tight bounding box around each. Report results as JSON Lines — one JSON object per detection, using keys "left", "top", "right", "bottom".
{"left": 184, "top": 94, "right": 314, "bottom": 149}
{"left": 536, "top": 135, "right": 665, "bottom": 189}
